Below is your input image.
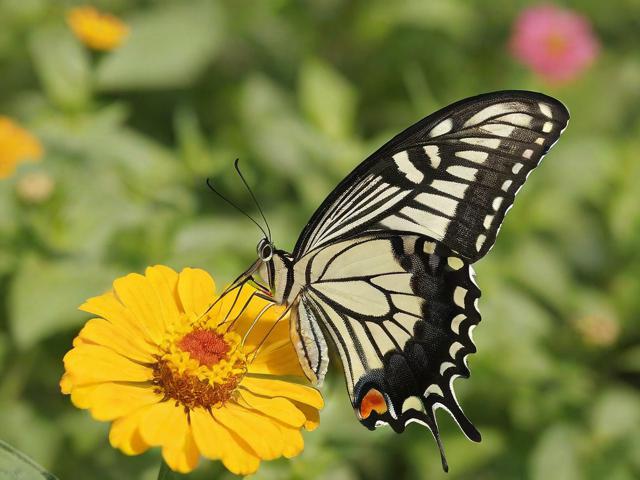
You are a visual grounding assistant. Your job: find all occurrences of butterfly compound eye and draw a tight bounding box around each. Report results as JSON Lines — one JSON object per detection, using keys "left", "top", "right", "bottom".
{"left": 257, "top": 238, "right": 273, "bottom": 261}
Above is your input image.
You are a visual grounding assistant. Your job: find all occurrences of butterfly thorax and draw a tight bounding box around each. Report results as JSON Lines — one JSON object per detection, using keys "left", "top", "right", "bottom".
{"left": 258, "top": 249, "right": 305, "bottom": 306}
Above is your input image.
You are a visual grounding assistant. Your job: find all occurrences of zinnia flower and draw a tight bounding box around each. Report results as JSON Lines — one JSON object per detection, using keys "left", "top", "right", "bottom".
{"left": 0, "top": 116, "right": 43, "bottom": 179}
{"left": 61, "top": 266, "right": 323, "bottom": 475}
{"left": 509, "top": 4, "right": 599, "bottom": 83}
{"left": 67, "top": 6, "right": 129, "bottom": 51}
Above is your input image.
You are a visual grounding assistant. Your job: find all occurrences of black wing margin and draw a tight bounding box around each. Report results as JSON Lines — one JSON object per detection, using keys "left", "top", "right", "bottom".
{"left": 293, "top": 90, "right": 569, "bottom": 263}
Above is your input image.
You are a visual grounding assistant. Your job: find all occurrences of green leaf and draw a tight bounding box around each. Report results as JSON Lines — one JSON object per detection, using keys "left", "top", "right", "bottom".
{"left": 0, "top": 403, "right": 61, "bottom": 477}
{"left": 299, "top": 58, "right": 357, "bottom": 139}
{"left": 591, "top": 388, "right": 640, "bottom": 442}
{"left": 0, "top": 440, "right": 58, "bottom": 480}
{"left": 96, "top": 1, "right": 224, "bottom": 90}
{"left": 9, "top": 257, "right": 120, "bottom": 349}
{"left": 28, "top": 25, "right": 91, "bottom": 110}
{"left": 529, "top": 424, "right": 583, "bottom": 480}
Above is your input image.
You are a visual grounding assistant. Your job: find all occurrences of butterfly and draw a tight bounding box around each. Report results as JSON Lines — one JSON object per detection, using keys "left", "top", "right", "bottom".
{"left": 219, "top": 91, "right": 569, "bottom": 471}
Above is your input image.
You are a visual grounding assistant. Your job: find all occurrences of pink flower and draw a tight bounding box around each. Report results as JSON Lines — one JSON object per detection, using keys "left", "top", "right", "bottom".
{"left": 509, "top": 4, "right": 599, "bottom": 83}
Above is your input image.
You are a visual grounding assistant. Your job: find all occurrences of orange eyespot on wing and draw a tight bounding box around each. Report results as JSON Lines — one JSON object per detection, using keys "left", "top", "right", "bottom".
{"left": 359, "top": 388, "right": 388, "bottom": 419}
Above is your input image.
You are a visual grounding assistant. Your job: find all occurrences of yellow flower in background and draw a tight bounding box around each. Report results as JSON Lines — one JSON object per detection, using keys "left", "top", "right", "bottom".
{"left": 67, "top": 6, "right": 129, "bottom": 51}
{"left": 0, "top": 117, "right": 43, "bottom": 179}
{"left": 61, "top": 266, "right": 322, "bottom": 475}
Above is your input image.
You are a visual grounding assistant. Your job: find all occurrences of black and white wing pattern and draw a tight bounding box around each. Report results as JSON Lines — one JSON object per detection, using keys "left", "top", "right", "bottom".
{"left": 293, "top": 91, "right": 569, "bottom": 263}
{"left": 292, "top": 232, "right": 481, "bottom": 470}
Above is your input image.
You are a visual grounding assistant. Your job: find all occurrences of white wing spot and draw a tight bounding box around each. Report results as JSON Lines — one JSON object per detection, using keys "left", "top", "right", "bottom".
{"left": 492, "top": 197, "right": 504, "bottom": 210}
{"left": 428, "top": 118, "right": 453, "bottom": 137}
{"left": 512, "top": 163, "right": 524, "bottom": 174}
{"left": 425, "top": 384, "right": 444, "bottom": 397}
{"left": 401, "top": 396, "right": 424, "bottom": 413}
{"left": 447, "top": 257, "right": 464, "bottom": 270}
{"left": 415, "top": 193, "right": 458, "bottom": 217}
{"left": 439, "top": 362, "right": 456, "bottom": 375}
{"left": 496, "top": 113, "right": 533, "bottom": 127}
{"left": 393, "top": 151, "right": 424, "bottom": 184}
{"left": 423, "top": 241, "right": 436, "bottom": 254}
{"left": 522, "top": 149, "right": 533, "bottom": 159}
{"left": 447, "top": 165, "right": 477, "bottom": 181}
{"left": 483, "top": 214, "right": 494, "bottom": 229}
{"left": 453, "top": 287, "right": 467, "bottom": 307}
{"left": 451, "top": 313, "right": 465, "bottom": 334}
{"left": 542, "top": 121, "right": 553, "bottom": 133}
{"left": 400, "top": 207, "right": 451, "bottom": 238}
{"left": 423, "top": 145, "right": 441, "bottom": 168}
{"left": 501, "top": 179, "right": 513, "bottom": 191}
{"left": 535, "top": 137, "right": 545, "bottom": 145}
{"left": 455, "top": 150, "right": 489, "bottom": 164}
{"left": 431, "top": 179, "right": 468, "bottom": 199}
{"left": 539, "top": 102, "right": 553, "bottom": 118}
{"left": 480, "top": 123, "right": 516, "bottom": 137}
{"left": 476, "top": 234, "right": 487, "bottom": 251}
{"left": 449, "top": 341, "right": 464, "bottom": 358}
{"left": 461, "top": 137, "right": 501, "bottom": 149}
{"left": 464, "top": 103, "right": 522, "bottom": 127}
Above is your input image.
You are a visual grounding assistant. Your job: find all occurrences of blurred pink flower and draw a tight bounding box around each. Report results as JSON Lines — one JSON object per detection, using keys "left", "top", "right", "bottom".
{"left": 510, "top": 4, "right": 599, "bottom": 83}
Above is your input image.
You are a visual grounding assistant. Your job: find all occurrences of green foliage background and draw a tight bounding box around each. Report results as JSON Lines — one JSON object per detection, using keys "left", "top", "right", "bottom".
{"left": 1, "top": 0, "right": 640, "bottom": 478}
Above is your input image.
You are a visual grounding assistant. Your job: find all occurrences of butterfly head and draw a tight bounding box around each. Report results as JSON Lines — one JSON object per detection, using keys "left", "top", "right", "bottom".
{"left": 254, "top": 237, "right": 293, "bottom": 304}
{"left": 257, "top": 237, "right": 274, "bottom": 262}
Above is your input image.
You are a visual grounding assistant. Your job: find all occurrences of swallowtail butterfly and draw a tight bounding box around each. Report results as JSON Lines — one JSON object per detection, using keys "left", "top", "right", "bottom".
{"left": 223, "top": 91, "right": 569, "bottom": 471}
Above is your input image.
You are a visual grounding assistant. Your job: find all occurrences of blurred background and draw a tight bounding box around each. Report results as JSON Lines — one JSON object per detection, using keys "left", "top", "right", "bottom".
{"left": 1, "top": 0, "right": 639, "bottom": 478}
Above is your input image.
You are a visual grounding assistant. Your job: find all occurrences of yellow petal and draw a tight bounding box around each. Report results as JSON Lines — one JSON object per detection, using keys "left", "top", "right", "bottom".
{"left": 293, "top": 401, "right": 321, "bottom": 431}
{"left": 162, "top": 430, "right": 200, "bottom": 474}
{"left": 60, "top": 373, "right": 74, "bottom": 394}
{"left": 63, "top": 345, "right": 153, "bottom": 384}
{"left": 213, "top": 404, "right": 283, "bottom": 460}
{"left": 191, "top": 408, "right": 260, "bottom": 475}
{"left": 80, "top": 292, "right": 155, "bottom": 351}
{"left": 71, "top": 383, "right": 161, "bottom": 421}
{"left": 139, "top": 401, "right": 189, "bottom": 449}
{"left": 237, "top": 388, "right": 306, "bottom": 428}
{"left": 113, "top": 273, "right": 168, "bottom": 344}
{"left": 190, "top": 408, "right": 225, "bottom": 460}
{"left": 230, "top": 293, "right": 289, "bottom": 343}
{"left": 241, "top": 377, "right": 324, "bottom": 409}
{"left": 78, "top": 318, "right": 159, "bottom": 363}
{"left": 109, "top": 407, "right": 152, "bottom": 455}
{"left": 248, "top": 337, "right": 306, "bottom": 377}
{"left": 145, "top": 265, "right": 181, "bottom": 327}
{"left": 276, "top": 423, "right": 304, "bottom": 459}
{"left": 177, "top": 268, "right": 216, "bottom": 316}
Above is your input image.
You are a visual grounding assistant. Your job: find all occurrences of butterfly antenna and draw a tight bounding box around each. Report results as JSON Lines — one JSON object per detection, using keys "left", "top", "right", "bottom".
{"left": 234, "top": 159, "right": 272, "bottom": 241}
{"left": 205, "top": 178, "right": 269, "bottom": 239}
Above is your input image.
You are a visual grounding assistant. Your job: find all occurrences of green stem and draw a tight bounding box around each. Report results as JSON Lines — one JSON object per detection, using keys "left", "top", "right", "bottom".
{"left": 157, "top": 460, "right": 174, "bottom": 480}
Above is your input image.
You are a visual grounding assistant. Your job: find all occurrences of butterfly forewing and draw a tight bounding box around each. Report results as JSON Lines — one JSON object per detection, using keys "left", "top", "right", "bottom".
{"left": 293, "top": 91, "right": 569, "bottom": 262}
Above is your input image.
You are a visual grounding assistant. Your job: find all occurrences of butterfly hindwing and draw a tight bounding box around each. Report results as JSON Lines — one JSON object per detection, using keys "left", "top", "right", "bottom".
{"left": 293, "top": 91, "right": 569, "bottom": 263}
{"left": 294, "top": 232, "right": 481, "bottom": 466}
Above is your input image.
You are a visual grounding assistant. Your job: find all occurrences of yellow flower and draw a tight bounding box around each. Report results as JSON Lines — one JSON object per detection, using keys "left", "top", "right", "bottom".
{"left": 61, "top": 266, "right": 323, "bottom": 475}
{"left": 0, "top": 117, "right": 43, "bottom": 179}
{"left": 67, "top": 6, "right": 129, "bottom": 51}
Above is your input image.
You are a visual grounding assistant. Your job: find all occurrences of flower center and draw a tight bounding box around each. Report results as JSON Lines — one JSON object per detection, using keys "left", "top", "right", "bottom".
{"left": 178, "top": 329, "right": 230, "bottom": 367}
{"left": 152, "top": 325, "right": 247, "bottom": 410}
{"left": 545, "top": 32, "right": 568, "bottom": 57}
